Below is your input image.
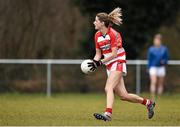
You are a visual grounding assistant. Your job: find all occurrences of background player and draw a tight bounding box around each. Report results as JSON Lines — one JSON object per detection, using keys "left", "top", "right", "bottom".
{"left": 147, "top": 34, "right": 169, "bottom": 101}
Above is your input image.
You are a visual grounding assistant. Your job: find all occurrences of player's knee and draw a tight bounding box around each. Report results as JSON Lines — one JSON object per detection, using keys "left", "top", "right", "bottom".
{"left": 151, "top": 79, "right": 157, "bottom": 85}
{"left": 105, "top": 86, "right": 114, "bottom": 93}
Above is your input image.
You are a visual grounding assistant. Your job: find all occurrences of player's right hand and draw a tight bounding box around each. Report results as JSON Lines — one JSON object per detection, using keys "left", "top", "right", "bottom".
{"left": 87, "top": 60, "right": 102, "bottom": 71}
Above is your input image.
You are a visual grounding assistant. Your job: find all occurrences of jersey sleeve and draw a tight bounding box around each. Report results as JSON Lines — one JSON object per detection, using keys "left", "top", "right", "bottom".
{"left": 117, "top": 33, "right": 122, "bottom": 48}
{"left": 94, "top": 33, "right": 100, "bottom": 49}
{"left": 110, "top": 32, "right": 122, "bottom": 48}
{"left": 109, "top": 32, "right": 117, "bottom": 48}
{"left": 147, "top": 48, "right": 151, "bottom": 68}
{"left": 162, "top": 46, "right": 169, "bottom": 65}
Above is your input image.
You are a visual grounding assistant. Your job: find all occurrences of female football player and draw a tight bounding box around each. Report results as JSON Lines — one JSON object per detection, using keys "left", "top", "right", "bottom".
{"left": 147, "top": 34, "right": 169, "bottom": 101}
{"left": 88, "top": 7, "right": 155, "bottom": 121}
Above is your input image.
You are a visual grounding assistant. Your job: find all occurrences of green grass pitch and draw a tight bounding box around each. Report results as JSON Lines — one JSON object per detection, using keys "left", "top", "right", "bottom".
{"left": 0, "top": 93, "right": 180, "bottom": 126}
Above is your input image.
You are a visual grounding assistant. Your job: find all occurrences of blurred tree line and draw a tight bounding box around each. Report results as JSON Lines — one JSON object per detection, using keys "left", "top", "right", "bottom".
{"left": 0, "top": 0, "right": 180, "bottom": 92}
{"left": 0, "top": 0, "right": 88, "bottom": 59}
{"left": 0, "top": 0, "right": 179, "bottom": 59}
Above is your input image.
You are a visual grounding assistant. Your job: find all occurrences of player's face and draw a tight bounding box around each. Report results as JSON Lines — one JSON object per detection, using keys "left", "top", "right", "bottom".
{"left": 154, "top": 37, "right": 161, "bottom": 47}
{"left": 93, "top": 16, "right": 104, "bottom": 30}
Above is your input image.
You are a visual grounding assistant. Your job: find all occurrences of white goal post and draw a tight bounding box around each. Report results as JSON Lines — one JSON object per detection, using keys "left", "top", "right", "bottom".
{"left": 0, "top": 59, "right": 179, "bottom": 97}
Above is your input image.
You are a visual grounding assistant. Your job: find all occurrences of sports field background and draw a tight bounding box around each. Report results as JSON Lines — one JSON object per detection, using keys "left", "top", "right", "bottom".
{"left": 0, "top": 93, "right": 180, "bottom": 126}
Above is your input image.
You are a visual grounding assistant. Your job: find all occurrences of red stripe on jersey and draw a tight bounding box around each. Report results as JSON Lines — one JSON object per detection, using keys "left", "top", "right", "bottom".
{"left": 117, "top": 52, "right": 126, "bottom": 57}
{"left": 103, "top": 47, "right": 125, "bottom": 54}
{"left": 106, "top": 60, "right": 126, "bottom": 70}
{"left": 117, "top": 63, "right": 123, "bottom": 71}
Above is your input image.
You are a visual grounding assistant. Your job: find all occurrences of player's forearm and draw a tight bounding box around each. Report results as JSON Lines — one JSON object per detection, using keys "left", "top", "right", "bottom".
{"left": 101, "top": 53, "right": 117, "bottom": 63}
{"left": 101, "top": 47, "right": 118, "bottom": 63}
{"left": 94, "top": 54, "right": 101, "bottom": 61}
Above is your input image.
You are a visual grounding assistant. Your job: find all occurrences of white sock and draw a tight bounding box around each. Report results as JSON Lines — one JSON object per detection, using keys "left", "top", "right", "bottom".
{"left": 146, "top": 99, "right": 151, "bottom": 106}
{"left": 104, "top": 112, "right": 112, "bottom": 117}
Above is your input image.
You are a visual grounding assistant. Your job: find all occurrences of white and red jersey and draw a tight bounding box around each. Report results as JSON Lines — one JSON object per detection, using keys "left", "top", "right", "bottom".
{"left": 94, "top": 27, "right": 126, "bottom": 66}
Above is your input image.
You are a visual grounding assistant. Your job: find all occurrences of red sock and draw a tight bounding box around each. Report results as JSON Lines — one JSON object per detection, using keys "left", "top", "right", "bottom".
{"left": 105, "top": 108, "right": 112, "bottom": 114}
{"left": 142, "top": 99, "right": 151, "bottom": 106}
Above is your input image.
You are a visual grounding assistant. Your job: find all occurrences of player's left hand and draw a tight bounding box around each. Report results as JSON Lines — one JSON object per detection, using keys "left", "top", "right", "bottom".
{"left": 87, "top": 60, "right": 103, "bottom": 71}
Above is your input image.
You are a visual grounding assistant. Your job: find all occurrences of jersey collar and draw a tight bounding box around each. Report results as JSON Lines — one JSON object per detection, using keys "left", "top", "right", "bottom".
{"left": 100, "top": 27, "right": 111, "bottom": 38}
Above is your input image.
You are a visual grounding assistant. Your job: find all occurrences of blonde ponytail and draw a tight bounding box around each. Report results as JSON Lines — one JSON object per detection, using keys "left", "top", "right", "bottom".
{"left": 108, "top": 7, "right": 122, "bottom": 26}
{"left": 96, "top": 7, "right": 123, "bottom": 27}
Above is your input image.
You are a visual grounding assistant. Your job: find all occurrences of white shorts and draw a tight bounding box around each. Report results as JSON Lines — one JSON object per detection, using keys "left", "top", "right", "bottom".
{"left": 106, "top": 62, "right": 127, "bottom": 77}
{"left": 149, "top": 66, "right": 166, "bottom": 77}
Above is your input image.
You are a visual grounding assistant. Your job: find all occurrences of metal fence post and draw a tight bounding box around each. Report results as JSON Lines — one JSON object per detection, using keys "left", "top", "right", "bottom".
{"left": 136, "top": 60, "right": 141, "bottom": 95}
{"left": 47, "top": 62, "right": 51, "bottom": 97}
